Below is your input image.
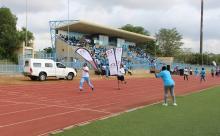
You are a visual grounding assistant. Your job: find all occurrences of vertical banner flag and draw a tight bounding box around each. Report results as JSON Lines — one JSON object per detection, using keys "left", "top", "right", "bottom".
{"left": 115, "top": 47, "right": 123, "bottom": 71}
{"left": 75, "top": 48, "right": 98, "bottom": 70}
{"left": 212, "top": 61, "right": 217, "bottom": 67}
{"left": 106, "top": 49, "right": 118, "bottom": 75}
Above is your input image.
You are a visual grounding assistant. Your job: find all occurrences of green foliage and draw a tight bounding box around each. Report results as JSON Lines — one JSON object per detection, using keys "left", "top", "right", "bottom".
{"left": 142, "top": 40, "right": 161, "bottom": 56}
{"left": 120, "top": 24, "right": 150, "bottom": 36}
{"left": 120, "top": 25, "right": 183, "bottom": 57}
{"left": 156, "top": 28, "right": 183, "bottom": 57}
{"left": 43, "top": 47, "right": 53, "bottom": 54}
{"left": 120, "top": 24, "right": 158, "bottom": 56}
{"left": 175, "top": 49, "right": 220, "bottom": 65}
{"left": 0, "top": 7, "right": 34, "bottom": 63}
{"left": 17, "top": 27, "right": 34, "bottom": 46}
{"left": 0, "top": 7, "right": 19, "bottom": 60}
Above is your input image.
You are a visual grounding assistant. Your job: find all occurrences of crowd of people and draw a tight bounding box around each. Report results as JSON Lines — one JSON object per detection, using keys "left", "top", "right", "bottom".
{"left": 58, "top": 34, "right": 92, "bottom": 47}
{"left": 58, "top": 34, "right": 159, "bottom": 77}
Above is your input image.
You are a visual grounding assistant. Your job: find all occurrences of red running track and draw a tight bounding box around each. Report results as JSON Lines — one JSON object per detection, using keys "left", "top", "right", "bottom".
{"left": 0, "top": 75, "right": 219, "bottom": 136}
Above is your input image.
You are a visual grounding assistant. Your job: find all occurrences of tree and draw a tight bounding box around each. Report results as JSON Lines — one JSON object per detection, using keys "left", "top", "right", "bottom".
{"left": 120, "top": 24, "right": 150, "bottom": 36}
{"left": 0, "top": 7, "right": 34, "bottom": 63}
{"left": 43, "top": 47, "right": 53, "bottom": 54}
{"left": 143, "top": 40, "right": 162, "bottom": 56}
{"left": 17, "top": 27, "right": 34, "bottom": 46}
{"left": 120, "top": 24, "right": 159, "bottom": 56}
{"left": 0, "top": 7, "right": 19, "bottom": 61}
{"left": 156, "top": 28, "right": 183, "bottom": 57}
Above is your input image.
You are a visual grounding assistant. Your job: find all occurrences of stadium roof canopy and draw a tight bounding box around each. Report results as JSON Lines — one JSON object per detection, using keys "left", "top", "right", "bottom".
{"left": 57, "top": 20, "right": 155, "bottom": 44}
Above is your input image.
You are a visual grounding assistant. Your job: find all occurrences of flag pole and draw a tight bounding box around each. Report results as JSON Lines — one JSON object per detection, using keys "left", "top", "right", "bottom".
{"left": 200, "top": 0, "right": 204, "bottom": 66}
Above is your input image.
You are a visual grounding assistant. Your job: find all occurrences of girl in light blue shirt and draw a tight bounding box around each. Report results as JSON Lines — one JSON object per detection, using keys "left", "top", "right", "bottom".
{"left": 155, "top": 66, "right": 177, "bottom": 106}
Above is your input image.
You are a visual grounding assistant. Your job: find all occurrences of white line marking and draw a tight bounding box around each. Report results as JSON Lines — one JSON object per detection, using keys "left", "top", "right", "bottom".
{"left": 0, "top": 110, "right": 80, "bottom": 128}
{"left": 0, "top": 106, "right": 51, "bottom": 116}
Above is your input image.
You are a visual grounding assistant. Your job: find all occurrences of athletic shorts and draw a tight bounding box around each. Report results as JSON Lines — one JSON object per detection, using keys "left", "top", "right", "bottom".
{"left": 117, "top": 75, "right": 124, "bottom": 81}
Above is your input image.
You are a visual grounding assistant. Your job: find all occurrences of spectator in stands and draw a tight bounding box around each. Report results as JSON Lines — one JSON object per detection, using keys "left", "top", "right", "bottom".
{"left": 79, "top": 63, "right": 94, "bottom": 91}
{"left": 155, "top": 66, "right": 177, "bottom": 106}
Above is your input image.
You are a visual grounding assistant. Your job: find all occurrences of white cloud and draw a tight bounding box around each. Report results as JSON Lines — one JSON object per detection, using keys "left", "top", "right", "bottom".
{"left": 0, "top": 0, "right": 65, "bottom": 13}
{"left": 182, "top": 38, "right": 220, "bottom": 54}
{"left": 34, "top": 33, "right": 51, "bottom": 51}
{"left": 1, "top": 0, "right": 219, "bottom": 54}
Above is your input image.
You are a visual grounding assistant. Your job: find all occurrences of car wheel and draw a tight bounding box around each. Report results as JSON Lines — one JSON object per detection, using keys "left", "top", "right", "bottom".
{"left": 39, "top": 73, "right": 47, "bottom": 81}
{"left": 67, "top": 73, "right": 74, "bottom": 80}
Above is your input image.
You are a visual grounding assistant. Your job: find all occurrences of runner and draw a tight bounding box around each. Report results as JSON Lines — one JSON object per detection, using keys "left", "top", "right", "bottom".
{"left": 79, "top": 63, "right": 94, "bottom": 91}
{"left": 117, "top": 64, "right": 127, "bottom": 84}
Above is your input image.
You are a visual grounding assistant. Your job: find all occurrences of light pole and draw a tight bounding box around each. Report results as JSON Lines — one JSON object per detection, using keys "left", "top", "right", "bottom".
{"left": 25, "top": 0, "right": 28, "bottom": 48}
{"left": 67, "top": 0, "right": 70, "bottom": 64}
{"left": 200, "top": 0, "right": 204, "bottom": 65}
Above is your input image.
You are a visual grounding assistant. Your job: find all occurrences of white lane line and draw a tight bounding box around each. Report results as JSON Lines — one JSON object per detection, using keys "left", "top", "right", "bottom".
{"left": 0, "top": 103, "right": 20, "bottom": 107}
{"left": 42, "top": 100, "right": 163, "bottom": 136}
{"left": 0, "top": 106, "right": 51, "bottom": 116}
{"left": 0, "top": 110, "right": 80, "bottom": 128}
{"left": 0, "top": 100, "right": 112, "bottom": 114}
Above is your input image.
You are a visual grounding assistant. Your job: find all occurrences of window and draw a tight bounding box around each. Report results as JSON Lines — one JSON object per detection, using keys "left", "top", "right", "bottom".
{"left": 45, "top": 63, "right": 53, "bottom": 67}
{"left": 24, "top": 61, "right": 29, "bottom": 67}
{"left": 56, "top": 63, "right": 66, "bottom": 68}
{"left": 33, "top": 63, "right": 41, "bottom": 67}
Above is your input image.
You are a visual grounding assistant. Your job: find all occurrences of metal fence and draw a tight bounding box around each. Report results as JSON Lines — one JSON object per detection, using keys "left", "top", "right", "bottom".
{"left": 0, "top": 63, "right": 150, "bottom": 74}
{"left": 0, "top": 59, "right": 212, "bottom": 74}
{"left": 0, "top": 64, "right": 23, "bottom": 74}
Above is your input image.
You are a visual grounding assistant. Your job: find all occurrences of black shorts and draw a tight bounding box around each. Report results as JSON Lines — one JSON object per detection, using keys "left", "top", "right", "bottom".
{"left": 117, "top": 75, "right": 124, "bottom": 81}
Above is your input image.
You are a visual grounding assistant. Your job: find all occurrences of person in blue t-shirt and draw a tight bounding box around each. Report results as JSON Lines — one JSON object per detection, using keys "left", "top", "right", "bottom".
{"left": 155, "top": 66, "right": 177, "bottom": 106}
{"left": 200, "top": 67, "right": 206, "bottom": 82}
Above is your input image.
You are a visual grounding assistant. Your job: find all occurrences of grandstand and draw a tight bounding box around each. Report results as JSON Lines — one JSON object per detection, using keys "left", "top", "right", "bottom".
{"left": 50, "top": 20, "right": 159, "bottom": 70}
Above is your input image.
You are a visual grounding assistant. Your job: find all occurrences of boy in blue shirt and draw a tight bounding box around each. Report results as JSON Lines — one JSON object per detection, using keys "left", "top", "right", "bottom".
{"left": 155, "top": 66, "right": 177, "bottom": 106}
{"left": 200, "top": 67, "right": 206, "bottom": 82}
{"left": 195, "top": 68, "right": 199, "bottom": 76}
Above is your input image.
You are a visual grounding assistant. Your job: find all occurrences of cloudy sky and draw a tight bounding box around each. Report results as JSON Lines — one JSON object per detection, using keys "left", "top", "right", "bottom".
{"left": 1, "top": 0, "right": 220, "bottom": 54}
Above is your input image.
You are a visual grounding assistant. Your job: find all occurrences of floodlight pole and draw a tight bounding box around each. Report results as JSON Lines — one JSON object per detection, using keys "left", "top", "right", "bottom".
{"left": 25, "top": 0, "right": 28, "bottom": 48}
{"left": 67, "top": 0, "right": 70, "bottom": 64}
{"left": 154, "top": 41, "right": 157, "bottom": 58}
{"left": 200, "top": 0, "right": 204, "bottom": 66}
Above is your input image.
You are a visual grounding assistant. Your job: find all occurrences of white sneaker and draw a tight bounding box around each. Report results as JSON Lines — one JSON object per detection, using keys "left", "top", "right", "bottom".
{"left": 173, "top": 103, "right": 177, "bottom": 106}
{"left": 162, "top": 103, "right": 168, "bottom": 106}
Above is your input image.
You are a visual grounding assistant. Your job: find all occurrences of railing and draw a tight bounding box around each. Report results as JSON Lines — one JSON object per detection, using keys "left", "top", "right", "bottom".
{"left": 0, "top": 64, "right": 23, "bottom": 74}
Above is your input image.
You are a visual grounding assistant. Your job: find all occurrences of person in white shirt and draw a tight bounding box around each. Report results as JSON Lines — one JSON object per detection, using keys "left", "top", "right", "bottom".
{"left": 117, "top": 64, "right": 127, "bottom": 84}
{"left": 183, "top": 67, "right": 189, "bottom": 80}
{"left": 79, "top": 63, "right": 94, "bottom": 91}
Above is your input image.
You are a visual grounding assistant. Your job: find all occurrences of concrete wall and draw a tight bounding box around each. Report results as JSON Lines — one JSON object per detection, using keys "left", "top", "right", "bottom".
{"left": 55, "top": 39, "right": 82, "bottom": 62}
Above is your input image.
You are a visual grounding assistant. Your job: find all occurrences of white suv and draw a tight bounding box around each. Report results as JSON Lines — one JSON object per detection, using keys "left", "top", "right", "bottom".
{"left": 23, "top": 58, "right": 77, "bottom": 81}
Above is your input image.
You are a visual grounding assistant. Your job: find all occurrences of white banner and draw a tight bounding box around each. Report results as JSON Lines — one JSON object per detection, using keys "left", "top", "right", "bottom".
{"left": 212, "top": 61, "right": 217, "bottom": 67}
{"left": 115, "top": 47, "right": 123, "bottom": 71}
{"left": 75, "top": 48, "right": 98, "bottom": 70}
{"left": 106, "top": 49, "right": 118, "bottom": 75}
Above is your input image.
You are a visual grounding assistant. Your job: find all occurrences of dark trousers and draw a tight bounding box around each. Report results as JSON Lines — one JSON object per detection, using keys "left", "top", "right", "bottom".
{"left": 184, "top": 75, "right": 188, "bottom": 80}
